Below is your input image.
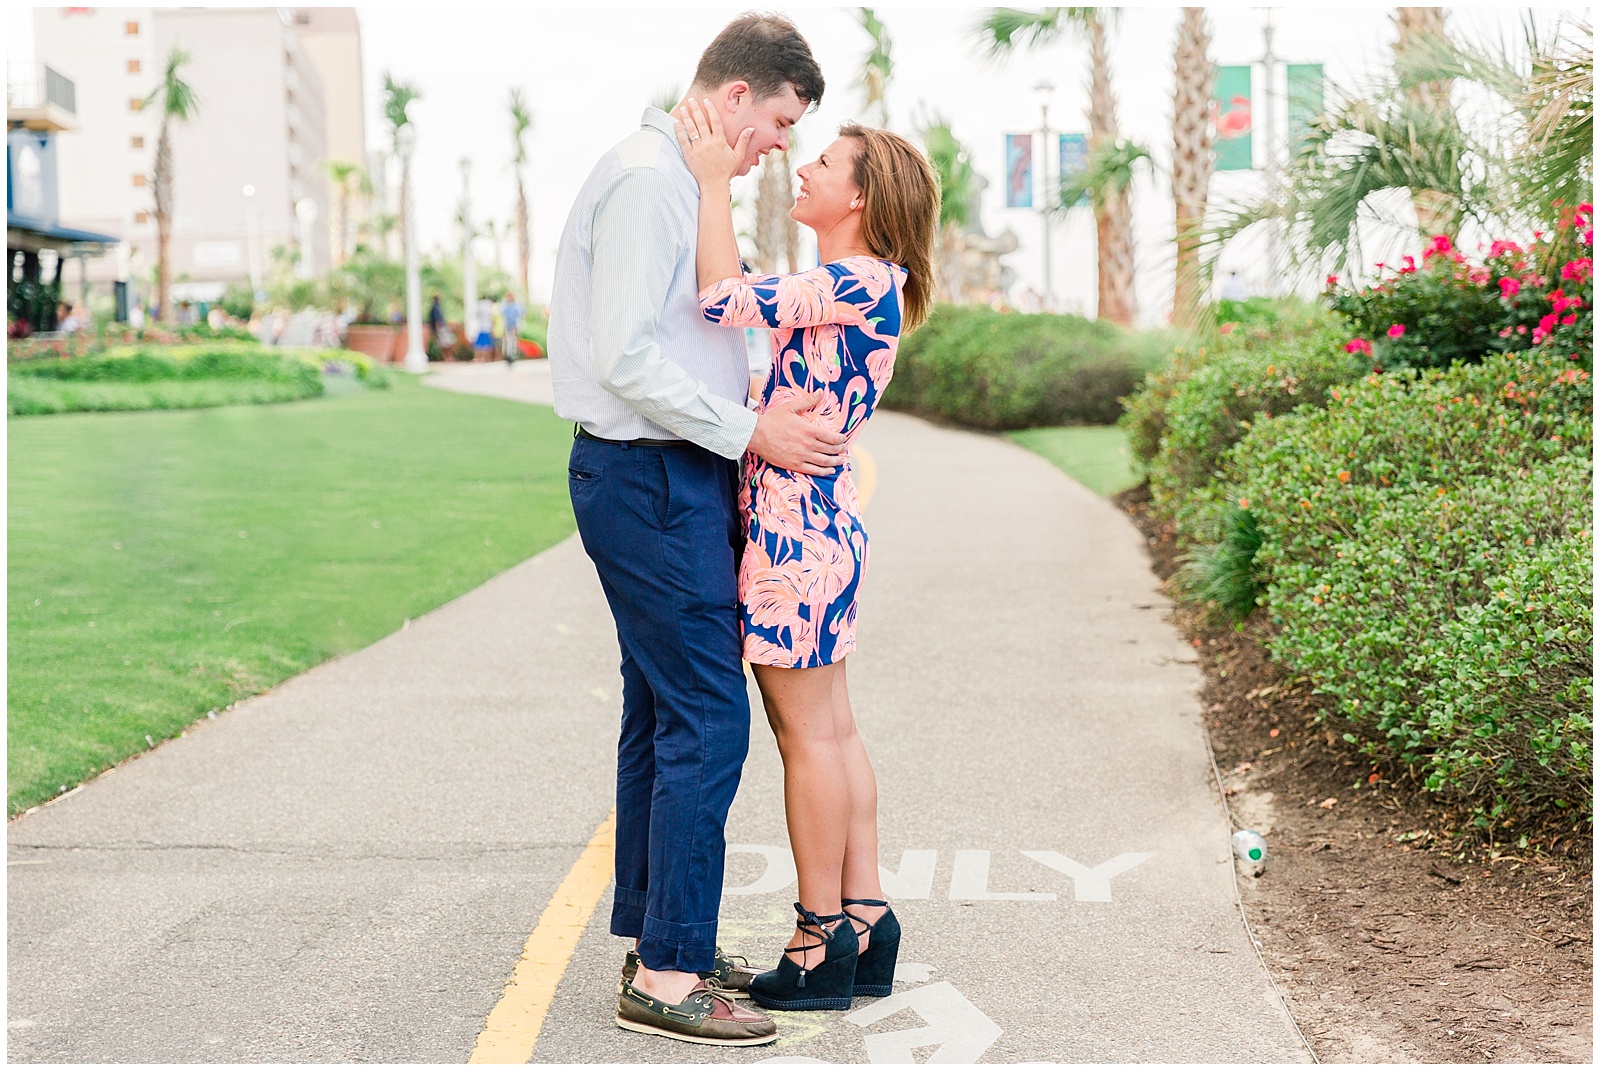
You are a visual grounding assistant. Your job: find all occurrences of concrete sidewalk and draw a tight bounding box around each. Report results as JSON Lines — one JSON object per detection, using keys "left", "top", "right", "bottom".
{"left": 7, "top": 365, "right": 1309, "bottom": 1062}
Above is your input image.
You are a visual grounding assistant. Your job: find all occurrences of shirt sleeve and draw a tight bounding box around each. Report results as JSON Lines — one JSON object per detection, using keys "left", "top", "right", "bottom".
{"left": 588, "top": 169, "right": 758, "bottom": 459}
{"left": 699, "top": 260, "right": 890, "bottom": 330}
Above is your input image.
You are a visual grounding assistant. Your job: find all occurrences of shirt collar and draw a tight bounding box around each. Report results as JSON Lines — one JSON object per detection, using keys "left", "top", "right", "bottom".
{"left": 640, "top": 107, "right": 684, "bottom": 160}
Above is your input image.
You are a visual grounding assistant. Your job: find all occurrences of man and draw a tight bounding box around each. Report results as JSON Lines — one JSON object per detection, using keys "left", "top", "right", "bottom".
{"left": 547, "top": 13, "right": 842, "bottom": 1048}
{"left": 500, "top": 291, "right": 523, "bottom": 364}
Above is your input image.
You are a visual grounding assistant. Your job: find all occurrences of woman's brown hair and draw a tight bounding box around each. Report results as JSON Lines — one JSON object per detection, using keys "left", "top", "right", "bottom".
{"left": 838, "top": 123, "right": 940, "bottom": 333}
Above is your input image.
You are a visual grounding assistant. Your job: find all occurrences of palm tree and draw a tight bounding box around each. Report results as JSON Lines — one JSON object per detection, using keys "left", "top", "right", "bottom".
{"left": 921, "top": 117, "right": 978, "bottom": 303}
{"left": 856, "top": 9, "right": 894, "bottom": 127}
{"left": 509, "top": 86, "right": 534, "bottom": 302}
{"left": 144, "top": 48, "right": 200, "bottom": 322}
{"left": 975, "top": 7, "right": 1138, "bottom": 325}
{"left": 382, "top": 72, "right": 421, "bottom": 257}
{"left": 1170, "top": 8, "right": 1213, "bottom": 331}
{"left": 753, "top": 150, "right": 798, "bottom": 274}
{"left": 1393, "top": 8, "right": 1457, "bottom": 236}
{"left": 322, "top": 159, "right": 367, "bottom": 268}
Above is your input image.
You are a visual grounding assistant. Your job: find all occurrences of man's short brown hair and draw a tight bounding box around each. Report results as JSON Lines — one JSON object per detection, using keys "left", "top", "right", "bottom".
{"left": 693, "top": 13, "right": 824, "bottom": 108}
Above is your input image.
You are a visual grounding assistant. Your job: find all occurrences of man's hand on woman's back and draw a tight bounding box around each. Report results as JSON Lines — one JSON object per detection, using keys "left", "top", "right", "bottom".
{"left": 747, "top": 394, "right": 849, "bottom": 476}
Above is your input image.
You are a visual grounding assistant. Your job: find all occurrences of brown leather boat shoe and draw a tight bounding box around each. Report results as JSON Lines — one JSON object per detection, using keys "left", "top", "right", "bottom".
{"left": 615, "top": 977, "right": 776, "bottom": 1047}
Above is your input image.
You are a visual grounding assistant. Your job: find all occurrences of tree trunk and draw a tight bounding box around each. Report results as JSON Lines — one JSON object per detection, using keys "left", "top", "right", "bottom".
{"left": 153, "top": 117, "right": 173, "bottom": 322}
{"left": 334, "top": 183, "right": 350, "bottom": 267}
{"left": 1085, "top": 15, "right": 1136, "bottom": 326}
{"left": 754, "top": 149, "right": 794, "bottom": 273}
{"left": 1393, "top": 7, "right": 1456, "bottom": 238}
{"left": 514, "top": 178, "right": 531, "bottom": 302}
{"left": 1170, "top": 7, "right": 1213, "bottom": 331}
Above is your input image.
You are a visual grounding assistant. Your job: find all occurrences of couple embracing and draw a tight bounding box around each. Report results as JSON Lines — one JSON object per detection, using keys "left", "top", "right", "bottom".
{"left": 548, "top": 12, "right": 939, "bottom": 1048}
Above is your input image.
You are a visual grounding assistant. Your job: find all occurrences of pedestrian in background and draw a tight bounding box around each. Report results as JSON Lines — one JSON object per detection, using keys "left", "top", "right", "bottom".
{"left": 501, "top": 291, "right": 523, "bottom": 364}
{"left": 474, "top": 296, "right": 495, "bottom": 360}
{"left": 428, "top": 293, "right": 446, "bottom": 354}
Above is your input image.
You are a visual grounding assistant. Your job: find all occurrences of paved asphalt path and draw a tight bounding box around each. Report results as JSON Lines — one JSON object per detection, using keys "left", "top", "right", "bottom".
{"left": 7, "top": 363, "right": 1309, "bottom": 1062}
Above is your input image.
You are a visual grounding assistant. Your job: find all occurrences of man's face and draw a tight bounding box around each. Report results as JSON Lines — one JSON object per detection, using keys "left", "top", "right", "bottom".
{"left": 721, "top": 82, "right": 808, "bottom": 176}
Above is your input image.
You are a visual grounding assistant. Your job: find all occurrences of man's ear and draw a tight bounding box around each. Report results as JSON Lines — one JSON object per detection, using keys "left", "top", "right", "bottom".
{"left": 723, "top": 80, "right": 750, "bottom": 111}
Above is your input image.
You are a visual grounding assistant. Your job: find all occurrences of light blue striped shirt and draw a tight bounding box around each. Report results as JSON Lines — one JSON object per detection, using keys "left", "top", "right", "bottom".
{"left": 548, "top": 108, "right": 756, "bottom": 458}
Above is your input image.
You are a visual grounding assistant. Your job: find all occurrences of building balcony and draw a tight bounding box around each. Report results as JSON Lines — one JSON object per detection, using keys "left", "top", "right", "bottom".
{"left": 7, "top": 64, "right": 77, "bottom": 132}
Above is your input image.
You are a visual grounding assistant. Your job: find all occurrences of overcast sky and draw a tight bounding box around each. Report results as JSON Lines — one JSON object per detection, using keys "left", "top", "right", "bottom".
{"left": 12, "top": 2, "right": 1575, "bottom": 322}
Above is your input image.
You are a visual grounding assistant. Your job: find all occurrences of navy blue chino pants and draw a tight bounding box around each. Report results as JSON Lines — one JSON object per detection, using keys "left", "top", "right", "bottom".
{"left": 567, "top": 433, "right": 750, "bottom": 973}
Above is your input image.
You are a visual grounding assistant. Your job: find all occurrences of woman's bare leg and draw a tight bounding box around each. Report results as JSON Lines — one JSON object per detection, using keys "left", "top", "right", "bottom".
{"left": 832, "top": 659, "right": 887, "bottom": 951}
{"left": 753, "top": 661, "right": 850, "bottom": 968}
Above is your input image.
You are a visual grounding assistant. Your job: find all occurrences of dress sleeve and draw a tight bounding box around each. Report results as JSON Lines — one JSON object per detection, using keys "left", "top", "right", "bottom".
{"left": 700, "top": 259, "right": 890, "bottom": 330}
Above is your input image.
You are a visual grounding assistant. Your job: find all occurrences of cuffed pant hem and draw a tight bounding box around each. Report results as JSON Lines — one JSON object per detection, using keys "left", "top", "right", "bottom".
{"left": 610, "top": 885, "right": 647, "bottom": 939}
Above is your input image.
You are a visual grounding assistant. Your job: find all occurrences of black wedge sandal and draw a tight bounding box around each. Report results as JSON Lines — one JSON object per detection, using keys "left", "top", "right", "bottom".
{"left": 747, "top": 903, "right": 859, "bottom": 1011}
{"left": 842, "top": 897, "right": 901, "bottom": 997}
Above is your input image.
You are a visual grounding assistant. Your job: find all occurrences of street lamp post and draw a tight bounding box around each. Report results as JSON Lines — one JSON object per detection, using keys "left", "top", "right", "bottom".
{"left": 460, "top": 157, "right": 477, "bottom": 350}
{"left": 1034, "top": 80, "right": 1056, "bottom": 312}
{"left": 396, "top": 120, "right": 426, "bottom": 373}
{"left": 1259, "top": 9, "right": 1282, "bottom": 294}
{"left": 242, "top": 184, "right": 262, "bottom": 298}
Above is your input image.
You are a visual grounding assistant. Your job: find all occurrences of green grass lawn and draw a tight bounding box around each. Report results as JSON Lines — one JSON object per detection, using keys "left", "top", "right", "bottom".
{"left": 7, "top": 375, "right": 576, "bottom": 813}
{"left": 1007, "top": 425, "right": 1141, "bottom": 498}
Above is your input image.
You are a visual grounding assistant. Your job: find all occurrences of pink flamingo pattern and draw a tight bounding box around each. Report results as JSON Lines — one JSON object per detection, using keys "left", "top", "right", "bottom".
{"left": 700, "top": 255, "right": 906, "bottom": 668}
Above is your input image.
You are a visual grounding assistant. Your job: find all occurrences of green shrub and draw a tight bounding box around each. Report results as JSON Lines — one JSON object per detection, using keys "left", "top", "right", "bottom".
{"left": 883, "top": 304, "right": 1177, "bottom": 430}
{"left": 1212, "top": 352, "right": 1593, "bottom": 821}
{"left": 8, "top": 377, "right": 323, "bottom": 416}
{"left": 1143, "top": 317, "right": 1371, "bottom": 536}
{"left": 1214, "top": 295, "right": 1329, "bottom": 332}
{"left": 6, "top": 343, "right": 385, "bottom": 414}
{"left": 1263, "top": 459, "right": 1591, "bottom": 820}
{"left": 12, "top": 343, "right": 321, "bottom": 385}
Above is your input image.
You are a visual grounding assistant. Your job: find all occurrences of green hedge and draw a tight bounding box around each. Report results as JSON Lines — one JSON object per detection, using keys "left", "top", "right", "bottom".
{"left": 883, "top": 305, "right": 1177, "bottom": 429}
{"left": 8, "top": 344, "right": 385, "bottom": 416}
{"left": 1222, "top": 353, "right": 1593, "bottom": 823}
{"left": 1126, "top": 314, "right": 1371, "bottom": 537}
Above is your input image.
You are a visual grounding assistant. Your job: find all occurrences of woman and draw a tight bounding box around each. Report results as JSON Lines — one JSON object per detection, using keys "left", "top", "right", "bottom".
{"left": 674, "top": 99, "right": 939, "bottom": 1012}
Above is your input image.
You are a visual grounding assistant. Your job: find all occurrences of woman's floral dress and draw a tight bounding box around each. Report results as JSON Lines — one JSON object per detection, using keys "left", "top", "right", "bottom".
{"left": 700, "top": 255, "right": 905, "bottom": 668}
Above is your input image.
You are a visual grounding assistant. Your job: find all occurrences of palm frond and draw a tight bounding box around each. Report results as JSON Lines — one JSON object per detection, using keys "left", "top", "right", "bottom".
{"left": 649, "top": 84, "right": 682, "bottom": 114}
{"left": 509, "top": 86, "right": 533, "bottom": 167}
{"left": 382, "top": 72, "right": 421, "bottom": 140}
{"left": 145, "top": 48, "right": 200, "bottom": 120}
{"left": 1055, "top": 137, "right": 1151, "bottom": 212}
{"left": 919, "top": 115, "right": 975, "bottom": 229}
{"left": 970, "top": 8, "right": 1064, "bottom": 62}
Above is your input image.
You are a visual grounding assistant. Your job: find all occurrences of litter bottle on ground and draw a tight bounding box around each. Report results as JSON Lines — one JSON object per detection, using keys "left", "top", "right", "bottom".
{"left": 1231, "top": 830, "right": 1267, "bottom": 875}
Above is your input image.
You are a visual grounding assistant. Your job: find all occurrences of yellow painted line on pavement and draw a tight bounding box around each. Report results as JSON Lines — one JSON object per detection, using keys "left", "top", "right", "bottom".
{"left": 854, "top": 443, "right": 878, "bottom": 511}
{"left": 469, "top": 810, "right": 616, "bottom": 1064}
{"left": 470, "top": 445, "right": 879, "bottom": 1062}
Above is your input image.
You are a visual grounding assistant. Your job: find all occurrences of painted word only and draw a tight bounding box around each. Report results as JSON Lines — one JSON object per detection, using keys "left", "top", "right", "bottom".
{"left": 723, "top": 846, "right": 1154, "bottom": 903}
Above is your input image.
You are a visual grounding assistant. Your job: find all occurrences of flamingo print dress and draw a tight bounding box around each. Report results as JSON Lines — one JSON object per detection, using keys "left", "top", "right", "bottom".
{"left": 699, "top": 255, "right": 905, "bottom": 669}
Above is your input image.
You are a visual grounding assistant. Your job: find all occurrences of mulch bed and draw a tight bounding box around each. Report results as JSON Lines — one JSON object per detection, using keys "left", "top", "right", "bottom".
{"left": 1114, "top": 481, "right": 1593, "bottom": 1063}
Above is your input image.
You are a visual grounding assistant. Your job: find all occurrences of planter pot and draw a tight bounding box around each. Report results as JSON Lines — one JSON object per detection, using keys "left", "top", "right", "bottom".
{"left": 345, "top": 324, "right": 396, "bottom": 362}
{"left": 390, "top": 327, "right": 410, "bottom": 363}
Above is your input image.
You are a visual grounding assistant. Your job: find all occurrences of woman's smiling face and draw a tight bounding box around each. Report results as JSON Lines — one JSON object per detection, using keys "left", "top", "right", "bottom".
{"left": 792, "top": 137, "right": 863, "bottom": 231}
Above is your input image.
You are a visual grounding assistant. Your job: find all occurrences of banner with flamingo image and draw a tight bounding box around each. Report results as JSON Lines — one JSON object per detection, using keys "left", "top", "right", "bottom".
{"left": 1212, "top": 64, "right": 1253, "bottom": 171}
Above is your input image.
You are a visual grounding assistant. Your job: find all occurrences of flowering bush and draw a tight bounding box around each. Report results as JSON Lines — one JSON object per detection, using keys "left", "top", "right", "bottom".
{"left": 1330, "top": 204, "right": 1593, "bottom": 372}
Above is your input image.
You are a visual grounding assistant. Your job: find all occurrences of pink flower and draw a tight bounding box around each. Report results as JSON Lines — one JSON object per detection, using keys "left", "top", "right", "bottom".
{"left": 1399, "top": 255, "right": 1417, "bottom": 273}
{"left": 1325, "top": 274, "right": 1339, "bottom": 288}
{"left": 1489, "top": 239, "right": 1522, "bottom": 259}
{"left": 1499, "top": 276, "right": 1521, "bottom": 298}
{"left": 1550, "top": 289, "right": 1571, "bottom": 316}
{"left": 1425, "top": 234, "right": 1454, "bottom": 258}
{"left": 1387, "top": 323, "right": 1406, "bottom": 339}
{"left": 1498, "top": 327, "right": 1513, "bottom": 337}
{"left": 1345, "top": 338, "right": 1373, "bottom": 356}
{"left": 1562, "top": 313, "right": 1578, "bottom": 325}
{"left": 1560, "top": 258, "right": 1592, "bottom": 283}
